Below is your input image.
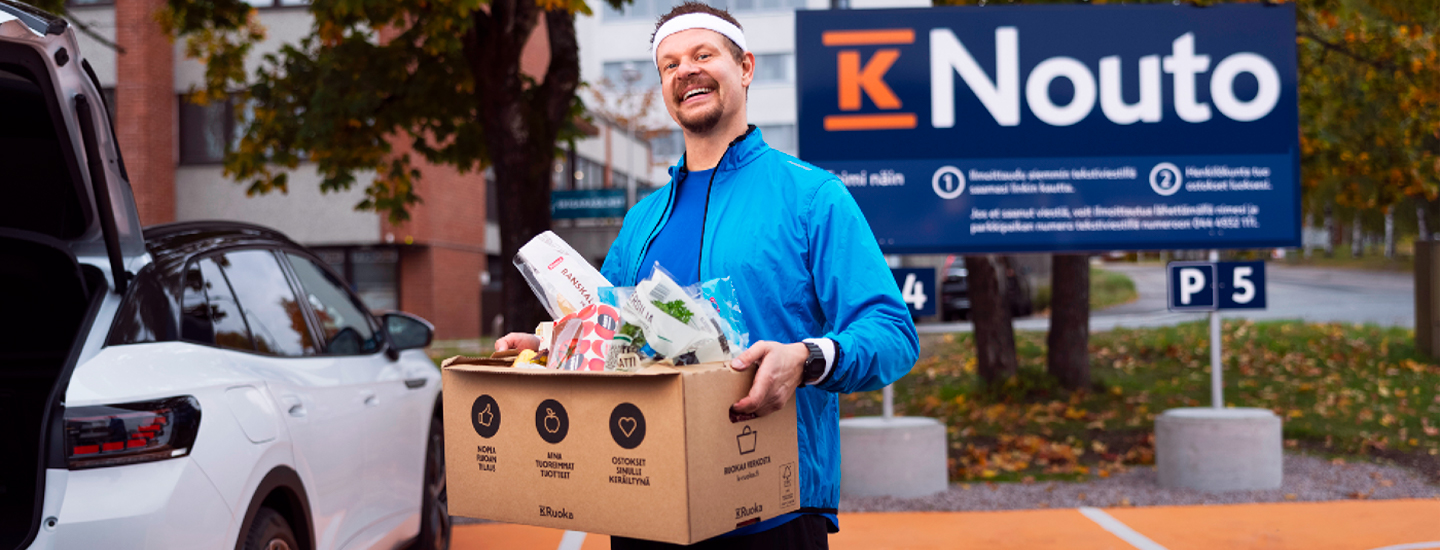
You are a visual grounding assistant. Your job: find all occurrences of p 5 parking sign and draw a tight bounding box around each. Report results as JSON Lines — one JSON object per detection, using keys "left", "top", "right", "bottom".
{"left": 796, "top": 4, "right": 1300, "bottom": 254}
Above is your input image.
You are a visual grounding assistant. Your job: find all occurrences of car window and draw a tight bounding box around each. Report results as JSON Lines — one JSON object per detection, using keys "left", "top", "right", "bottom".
{"left": 285, "top": 253, "right": 381, "bottom": 355}
{"left": 180, "top": 256, "right": 255, "bottom": 351}
{"left": 218, "top": 249, "right": 317, "bottom": 357}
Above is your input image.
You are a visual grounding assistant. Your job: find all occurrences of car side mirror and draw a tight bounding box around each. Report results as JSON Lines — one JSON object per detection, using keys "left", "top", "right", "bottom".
{"left": 384, "top": 312, "right": 434, "bottom": 352}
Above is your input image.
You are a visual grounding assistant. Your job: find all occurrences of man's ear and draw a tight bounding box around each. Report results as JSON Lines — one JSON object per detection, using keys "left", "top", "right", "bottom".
{"left": 740, "top": 51, "right": 756, "bottom": 88}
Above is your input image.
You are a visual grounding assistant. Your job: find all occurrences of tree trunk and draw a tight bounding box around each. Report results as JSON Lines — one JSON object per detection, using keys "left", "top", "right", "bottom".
{"left": 1385, "top": 205, "right": 1395, "bottom": 259}
{"left": 1047, "top": 254, "right": 1091, "bottom": 390}
{"left": 1352, "top": 211, "right": 1363, "bottom": 258}
{"left": 465, "top": 4, "right": 582, "bottom": 333}
{"left": 964, "top": 255, "right": 1017, "bottom": 385}
{"left": 1323, "top": 204, "right": 1335, "bottom": 257}
{"left": 1419, "top": 204, "right": 1430, "bottom": 242}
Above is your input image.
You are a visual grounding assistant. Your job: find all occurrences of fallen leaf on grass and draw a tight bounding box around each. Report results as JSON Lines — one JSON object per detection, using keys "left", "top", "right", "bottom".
{"left": 1285, "top": 494, "right": 1298, "bottom": 500}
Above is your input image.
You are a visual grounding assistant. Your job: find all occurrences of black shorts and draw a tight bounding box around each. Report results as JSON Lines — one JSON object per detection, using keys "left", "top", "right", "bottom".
{"left": 610, "top": 515, "right": 829, "bottom": 550}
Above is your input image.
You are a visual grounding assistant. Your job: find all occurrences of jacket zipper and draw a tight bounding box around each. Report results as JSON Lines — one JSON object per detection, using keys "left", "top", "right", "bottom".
{"left": 635, "top": 127, "right": 754, "bottom": 285}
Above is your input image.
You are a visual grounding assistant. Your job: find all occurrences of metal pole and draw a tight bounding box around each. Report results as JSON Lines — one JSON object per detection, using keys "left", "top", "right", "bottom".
{"left": 882, "top": 385, "right": 894, "bottom": 420}
{"left": 1209, "top": 249, "right": 1223, "bottom": 409}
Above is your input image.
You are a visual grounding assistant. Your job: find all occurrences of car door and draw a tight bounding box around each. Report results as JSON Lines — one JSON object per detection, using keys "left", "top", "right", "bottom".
{"left": 204, "top": 248, "right": 386, "bottom": 550}
{"left": 279, "top": 251, "right": 428, "bottom": 544}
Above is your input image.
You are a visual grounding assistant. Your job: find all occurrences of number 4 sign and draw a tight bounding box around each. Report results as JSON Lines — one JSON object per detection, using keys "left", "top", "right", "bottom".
{"left": 891, "top": 268, "right": 936, "bottom": 316}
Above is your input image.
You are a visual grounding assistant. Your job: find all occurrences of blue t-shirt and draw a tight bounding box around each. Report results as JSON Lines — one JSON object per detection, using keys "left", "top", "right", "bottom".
{"left": 639, "top": 167, "right": 815, "bottom": 537}
{"left": 638, "top": 169, "right": 712, "bottom": 286}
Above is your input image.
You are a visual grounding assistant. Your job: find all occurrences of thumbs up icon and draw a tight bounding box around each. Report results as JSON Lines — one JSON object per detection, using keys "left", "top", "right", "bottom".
{"left": 477, "top": 403, "right": 494, "bottom": 428}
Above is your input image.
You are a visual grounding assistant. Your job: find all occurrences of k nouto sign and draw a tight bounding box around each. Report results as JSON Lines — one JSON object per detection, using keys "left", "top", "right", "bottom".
{"left": 796, "top": 4, "right": 1299, "bottom": 254}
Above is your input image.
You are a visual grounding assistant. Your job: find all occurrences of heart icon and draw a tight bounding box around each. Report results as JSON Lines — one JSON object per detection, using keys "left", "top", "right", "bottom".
{"left": 618, "top": 417, "right": 637, "bottom": 438}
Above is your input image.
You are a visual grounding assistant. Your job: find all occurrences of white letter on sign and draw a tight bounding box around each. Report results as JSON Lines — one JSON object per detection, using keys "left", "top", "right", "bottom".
{"left": 1163, "top": 33, "right": 1212, "bottom": 123}
{"left": 1025, "top": 56, "right": 1096, "bottom": 126}
{"left": 1180, "top": 268, "right": 1206, "bottom": 305}
{"left": 931, "top": 27, "right": 1019, "bottom": 128}
{"left": 1231, "top": 266, "right": 1255, "bottom": 304}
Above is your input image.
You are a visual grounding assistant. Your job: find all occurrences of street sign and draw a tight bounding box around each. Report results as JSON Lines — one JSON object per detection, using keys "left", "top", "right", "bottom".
{"left": 795, "top": 4, "right": 1300, "bottom": 254}
{"left": 1167, "top": 261, "right": 1266, "bottom": 311}
{"left": 552, "top": 189, "right": 627, "bottom": 219}
{"left": 1168, "top": 262, "right": 1217, "bottom": 311}
{"left": 892, "top": 268, "right": 936, "bottom": 316}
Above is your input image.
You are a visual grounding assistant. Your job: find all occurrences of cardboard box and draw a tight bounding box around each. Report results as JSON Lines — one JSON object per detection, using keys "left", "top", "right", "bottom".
{"left": 442, "top": 361, "right": 800, "bottom": 544}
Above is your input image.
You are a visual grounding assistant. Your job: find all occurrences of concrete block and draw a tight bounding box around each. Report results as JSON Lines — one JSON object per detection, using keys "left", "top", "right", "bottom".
{"left": 839, "top": 416, "right": 948, "bottom": 499}
{"left": 1156, "top": 407, "right": 1283, "bottom": 492}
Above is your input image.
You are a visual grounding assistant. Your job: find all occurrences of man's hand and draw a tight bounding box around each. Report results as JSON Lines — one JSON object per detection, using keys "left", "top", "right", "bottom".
{"left": 495, "top": 332, "right": 541, "bottom": 353}
{"left": 729, "top": 341, "right": 808, "bottom": 419}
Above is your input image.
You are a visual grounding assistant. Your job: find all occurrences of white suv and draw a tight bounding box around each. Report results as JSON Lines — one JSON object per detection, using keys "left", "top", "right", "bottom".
{"left": 1, "top": 3, "right": 449, "bottom": 550}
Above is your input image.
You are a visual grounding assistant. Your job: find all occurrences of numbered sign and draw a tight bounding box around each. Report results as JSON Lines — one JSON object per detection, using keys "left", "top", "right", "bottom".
{"left": 1217, "top": 261, "right": 1267, "bottom": 309}
{"left": 892, "top": 268, "right": 936, "bottom": 317}
{"left": 1167, "top": 261, "right": 1267, "bottom": 311}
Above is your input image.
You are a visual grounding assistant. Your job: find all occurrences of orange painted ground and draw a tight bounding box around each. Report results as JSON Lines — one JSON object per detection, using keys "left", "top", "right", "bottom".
{"left": 452, "top": 498, "right": 1440, "bottom": 550}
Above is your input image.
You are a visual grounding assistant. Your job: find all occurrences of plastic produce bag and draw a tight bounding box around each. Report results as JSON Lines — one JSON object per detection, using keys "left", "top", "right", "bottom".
{"left": 598, "top": 264, "right": 749, "bottom": 368}
{"left": 513, "top": 231, "right": 612, "bottom": 320}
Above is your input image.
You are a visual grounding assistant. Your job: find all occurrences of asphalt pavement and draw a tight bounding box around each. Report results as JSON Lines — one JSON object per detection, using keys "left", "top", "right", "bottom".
{"left": 918, "top": 262, "right": 1414, "bottom": 334}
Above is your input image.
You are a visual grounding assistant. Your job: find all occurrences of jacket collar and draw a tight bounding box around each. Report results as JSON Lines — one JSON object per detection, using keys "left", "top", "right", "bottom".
{"left": 667, "top": 124, "right": 766, "bottom": 179}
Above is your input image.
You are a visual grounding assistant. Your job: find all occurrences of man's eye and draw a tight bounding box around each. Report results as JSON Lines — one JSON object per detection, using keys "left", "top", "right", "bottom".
{"left": 698, "top": 53, "right": 710, "bottom": 60}
{"left": 666, "top": 62, "right": 678, "bottom": 70}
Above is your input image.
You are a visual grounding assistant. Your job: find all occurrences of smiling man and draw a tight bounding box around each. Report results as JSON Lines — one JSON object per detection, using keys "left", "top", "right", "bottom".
{"left": 598, "top": 3, "right": 920, "bottom": 548}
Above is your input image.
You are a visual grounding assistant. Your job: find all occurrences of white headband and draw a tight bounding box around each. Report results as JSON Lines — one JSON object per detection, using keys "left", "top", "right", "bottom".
{"left": 651, "top": 13, "right": 748, "bottom": 69}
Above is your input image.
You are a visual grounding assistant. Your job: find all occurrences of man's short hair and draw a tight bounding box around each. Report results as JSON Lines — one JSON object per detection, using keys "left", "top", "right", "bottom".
{"left": 652, "top": 2, "right": 746, "bottom": 63}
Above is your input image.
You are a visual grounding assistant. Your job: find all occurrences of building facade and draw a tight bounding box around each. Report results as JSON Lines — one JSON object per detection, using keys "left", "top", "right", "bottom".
{"left": 66, "top": 1, "right": 651, "bottom": 339}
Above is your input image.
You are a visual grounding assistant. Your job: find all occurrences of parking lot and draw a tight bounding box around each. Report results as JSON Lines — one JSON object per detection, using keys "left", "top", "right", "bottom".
{"left": 452, "top": 498, "right": 1440, "bottom": 550}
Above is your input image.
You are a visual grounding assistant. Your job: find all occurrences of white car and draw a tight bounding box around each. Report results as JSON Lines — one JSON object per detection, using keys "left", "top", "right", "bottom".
{"left": 1, "top": 3, "right": 450, "bottom": 550}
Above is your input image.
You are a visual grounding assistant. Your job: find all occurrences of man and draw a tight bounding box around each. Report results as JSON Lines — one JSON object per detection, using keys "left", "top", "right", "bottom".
{"left": 498, "top": 3, "right": 918, "bottom": 547}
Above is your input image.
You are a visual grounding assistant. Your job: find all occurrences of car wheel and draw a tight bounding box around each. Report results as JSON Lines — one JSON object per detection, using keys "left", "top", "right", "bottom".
{"left": 415, "top": 415, "right": 451, "bottom": 550}
{"left": 243, "top": 507, "right": 299, "bottom": 550}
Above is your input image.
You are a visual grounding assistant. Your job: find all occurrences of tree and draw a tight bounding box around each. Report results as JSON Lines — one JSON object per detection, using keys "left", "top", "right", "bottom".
{"left": 1047, "top": 254, "right": 1090, "bottom": 390}
{"left": 33, "top": 0, "right": 623, "bottom": 333}
{"left": 964, "top": 255, "right": 1018, "bottom": 385}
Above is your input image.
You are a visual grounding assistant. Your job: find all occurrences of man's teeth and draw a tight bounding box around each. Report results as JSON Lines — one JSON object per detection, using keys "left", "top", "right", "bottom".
{"left": 684, "top": 88, "right": 712, "bottom": 100}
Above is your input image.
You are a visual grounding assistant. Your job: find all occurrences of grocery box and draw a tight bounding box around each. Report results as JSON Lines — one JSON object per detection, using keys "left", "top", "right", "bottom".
{"left": 442, "top": 360, "right": 800, "bottom": 544}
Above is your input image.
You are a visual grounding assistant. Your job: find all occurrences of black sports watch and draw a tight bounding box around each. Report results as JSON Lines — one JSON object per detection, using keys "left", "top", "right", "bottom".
{"left": 801, "top": 341, "right": 827, "bottom": 384}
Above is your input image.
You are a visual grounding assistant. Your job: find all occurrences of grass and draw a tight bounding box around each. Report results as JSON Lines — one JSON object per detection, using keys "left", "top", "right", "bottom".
{"left": 840, "top": 320, "right": 1440, "bottom": 483}
{"left": 427, "top": 337, "right": 496, "bottom": 367}
{"left": 1034, "top": 268, "right": 1139, "bottom": 314}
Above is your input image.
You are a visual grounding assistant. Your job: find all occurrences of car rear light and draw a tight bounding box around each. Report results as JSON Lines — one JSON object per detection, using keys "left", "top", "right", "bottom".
{"left": 64, "top": 396, "right": 201, "bottom": 470}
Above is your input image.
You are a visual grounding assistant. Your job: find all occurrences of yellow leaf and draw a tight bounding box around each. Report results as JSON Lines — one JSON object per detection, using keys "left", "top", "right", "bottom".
{"left": 981, "top": 469, "right": 997, "bottom": 478}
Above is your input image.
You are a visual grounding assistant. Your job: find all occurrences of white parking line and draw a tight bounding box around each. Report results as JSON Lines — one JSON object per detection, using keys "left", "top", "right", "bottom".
{"left": 557, "top": 530, "right": 587, "bottom": 550}
{"left": 1078, "top": 507, "right": 1170, "bottom": 550}
{"left": 1367, "top": 543, "right": 1440, "bottom": 550}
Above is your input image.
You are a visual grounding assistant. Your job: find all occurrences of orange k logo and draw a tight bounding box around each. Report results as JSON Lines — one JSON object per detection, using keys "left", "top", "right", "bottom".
{"left": 823, "top": 29, "right": 917, "bottom": 131}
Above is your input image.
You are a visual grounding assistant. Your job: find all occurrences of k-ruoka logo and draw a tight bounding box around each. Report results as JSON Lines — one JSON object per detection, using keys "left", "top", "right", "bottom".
{"left": 820, "top": 28, "right": 918, "bottom": 132}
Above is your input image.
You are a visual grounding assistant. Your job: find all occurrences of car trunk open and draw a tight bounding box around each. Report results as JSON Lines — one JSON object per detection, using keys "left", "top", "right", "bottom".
{"left": 0, "top": 13, "right": 137, "bottom": 548}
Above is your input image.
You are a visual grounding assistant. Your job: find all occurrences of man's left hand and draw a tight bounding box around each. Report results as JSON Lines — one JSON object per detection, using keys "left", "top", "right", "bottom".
{"left": 729, "top": 341, "right": 808, "bottom": 418}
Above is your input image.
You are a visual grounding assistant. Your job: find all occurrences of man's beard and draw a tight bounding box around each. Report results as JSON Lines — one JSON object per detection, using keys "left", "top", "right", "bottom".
{"left": 674, "top": 75, "right": 724, "bottom": 134}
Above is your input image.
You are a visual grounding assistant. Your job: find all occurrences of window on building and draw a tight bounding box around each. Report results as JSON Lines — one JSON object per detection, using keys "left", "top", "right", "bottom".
{"left": 310, "top": 247, "right": 400, "bottom": 312}
{"left": 601, "top": 60, "right": 660, "bottom": 90}
{"left": 286, "top": 253, "right": 382, "bottom": 355}
{"left": 757, "top": 124, "right": 796, "bottom": 156}
{"left": 650, "top": 129, "right": 684, "bottom": 161}
{"left": 178, "top": 94, "right": 241, "bottom": 165}
{"left": 752, "top": 53, "right": 793, "bottom": 85}
{"left": 574, "top": 155, "right": 606, "bottom": 190}
{"left": 604, "top": 0, "right": 806, "bottom": 20}
{"left": 219, "top": 249, "right": 318, "bottom": 357}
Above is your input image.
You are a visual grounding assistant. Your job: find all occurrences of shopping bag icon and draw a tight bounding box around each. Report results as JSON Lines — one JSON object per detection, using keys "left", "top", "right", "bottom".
{"left": 736, "top": 425, "right": 758, "bottom": 455}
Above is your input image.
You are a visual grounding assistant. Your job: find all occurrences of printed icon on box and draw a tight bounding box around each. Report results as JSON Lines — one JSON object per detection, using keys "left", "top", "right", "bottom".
{"left": 782, "top": 463, "right": 793, "bottom": 489}
{"left": 609, "top": 402, "right": 647, "bottom": 449}
{"left": 737, "top": 425, "right": 758, "bottom": 455}
{"left": 471, "top": 395, "right": 501, "bottom": 439}
{"left": 535, "top": 399, "right": 569, "bottom": 444}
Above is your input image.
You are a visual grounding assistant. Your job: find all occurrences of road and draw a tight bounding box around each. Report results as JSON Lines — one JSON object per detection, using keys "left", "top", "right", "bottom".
{"left": 452, "top": 498, "right": 1440, "bottom": 550}
{"left": 919, "top": 263, "right": 1414, "bottom": 334}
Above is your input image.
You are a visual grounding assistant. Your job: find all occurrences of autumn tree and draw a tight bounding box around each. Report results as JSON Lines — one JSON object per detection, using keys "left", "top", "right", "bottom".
{"left": 30, "top": 0, "right": 626, "bottom": 333}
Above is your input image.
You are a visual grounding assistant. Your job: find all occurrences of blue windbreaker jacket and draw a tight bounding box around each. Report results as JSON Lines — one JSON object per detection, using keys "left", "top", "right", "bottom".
{"left": 599, "top": 127, "right": 920, "bottom": 519}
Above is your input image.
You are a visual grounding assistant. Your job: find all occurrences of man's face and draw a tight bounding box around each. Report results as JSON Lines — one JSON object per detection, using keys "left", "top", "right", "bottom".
{"left": 655, "top": 28, "right": 754, "bottom": 135}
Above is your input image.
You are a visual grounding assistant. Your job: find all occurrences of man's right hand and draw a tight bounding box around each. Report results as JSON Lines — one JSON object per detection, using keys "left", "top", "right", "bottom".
{"left": 495, "top": 332, "right": 542, "bottom": 352}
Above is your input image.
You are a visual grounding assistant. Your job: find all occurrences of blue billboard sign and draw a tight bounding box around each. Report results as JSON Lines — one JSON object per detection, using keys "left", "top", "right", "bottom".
{"left": 1167, "top": 260, "right": 1267, "bottom": 311}
{"left": 796, "top": 4, "right": 1300, "bottom": 254}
